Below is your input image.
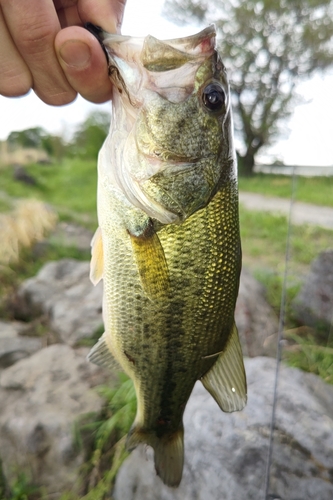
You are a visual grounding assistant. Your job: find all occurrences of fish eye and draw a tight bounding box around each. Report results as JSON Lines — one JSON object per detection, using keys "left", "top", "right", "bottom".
{"left": 202, "top": 83, "right": 225, "bottom": 112}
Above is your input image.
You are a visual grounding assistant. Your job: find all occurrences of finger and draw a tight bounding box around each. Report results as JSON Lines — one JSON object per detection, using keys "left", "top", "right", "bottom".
{"left": 1, "top": 0, "right": 76, "bottom": 105}
{"left": 55, "top": 26, "right": 112, "bottom": 103}
{"left": 0, "top": 6, "right": 32, "bottom": 96}
{"left": 77, "top": 0, "right": 127, "bottom": 33}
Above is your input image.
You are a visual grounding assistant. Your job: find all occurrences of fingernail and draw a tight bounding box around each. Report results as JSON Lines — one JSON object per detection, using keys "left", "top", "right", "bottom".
{"left": 59, "top": 40, "right": 91, "bottom": 68}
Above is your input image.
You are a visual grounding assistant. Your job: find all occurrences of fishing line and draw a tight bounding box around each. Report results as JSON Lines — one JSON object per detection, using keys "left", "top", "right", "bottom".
{"left": 263, "top": 166, "right": 297, "bottom": 500}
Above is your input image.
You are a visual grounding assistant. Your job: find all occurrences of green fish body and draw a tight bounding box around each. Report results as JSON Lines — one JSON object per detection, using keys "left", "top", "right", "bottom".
{"left": 88, "top": 24, "right": 247, "bottom": 487}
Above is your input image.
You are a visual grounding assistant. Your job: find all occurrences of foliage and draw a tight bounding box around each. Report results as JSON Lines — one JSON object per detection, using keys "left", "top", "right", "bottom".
{"left": 7, "top": 127, "right": 67, "bottom": 160}
{"left": 70, "top": 111, "right": 110, "bottom": 160}
{"left": 163, "top": 0, "right": 333, "bottom": 174}
{"left": 0, "top": 463, "right": 41, "bottom": 500}
{"left": 7, "top": 127, "right": 48, "bottom": 150}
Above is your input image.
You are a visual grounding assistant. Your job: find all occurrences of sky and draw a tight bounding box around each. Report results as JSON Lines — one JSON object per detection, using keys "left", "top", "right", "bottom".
{"left": 1, "top": 0, "right": 332, "bottom": 167}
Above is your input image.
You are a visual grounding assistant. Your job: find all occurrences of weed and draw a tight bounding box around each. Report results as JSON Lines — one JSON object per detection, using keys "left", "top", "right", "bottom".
{"left": 65, "top": 373, "right": 136, "bottom": 500}
{"left": 284, "top": 330, "right": 333, "bottom": 384}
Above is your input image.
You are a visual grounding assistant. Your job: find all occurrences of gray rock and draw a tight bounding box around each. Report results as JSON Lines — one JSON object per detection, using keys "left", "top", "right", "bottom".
{"left": 0, "top": 344, "right": 109, "bottom": 499}
{"left": 0, "top": 320, "right": 30, "bottom": 338}
{"left": 114, "top": 357, "right": 333, "bottom": 500}
{"left": 236, "top": 269, "right": 279, "bottom": 357}
{"left": 18, "top": 259, "right": 103, "bottom": 346}
{"left": 293, "top": 249, "right": 333, "bottom": 330}
{"left": 0, "top": 335, "right": 43, "bottom": 368}
{"left": 48, "top": 222, "right": 94, "bottom": 252}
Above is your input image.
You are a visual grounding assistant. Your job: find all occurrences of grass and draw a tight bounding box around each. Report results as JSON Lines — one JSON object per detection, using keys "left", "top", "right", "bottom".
{"left": 0, "top": 159, "right": 98, "bottom": 228}
{"left": 284, "top": 330, "right": 333, "bottom": 385}
{"left": 240, "top": 207, "right": 333, "bottom": 274}
{"left": 238, "top": 173, "right": 333, "bottom": 207}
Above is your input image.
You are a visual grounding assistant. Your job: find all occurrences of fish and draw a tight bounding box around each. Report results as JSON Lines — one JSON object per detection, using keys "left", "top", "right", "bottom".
{"left": 86, "top": 23, "right": 247, "bottom": 487}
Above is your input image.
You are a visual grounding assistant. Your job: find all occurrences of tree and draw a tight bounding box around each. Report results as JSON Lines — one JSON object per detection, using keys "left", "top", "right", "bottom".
{"left": 71, "top": 110, "right": 110, "bottom": 159}
{"left": 163, "top": 0, "right": 333, "bottom": 175}
{"left": 7, "top": 126, "right": 67, "bottom": 161}
{"left": 7, "top": 127, "right": 47, "bottom": 150}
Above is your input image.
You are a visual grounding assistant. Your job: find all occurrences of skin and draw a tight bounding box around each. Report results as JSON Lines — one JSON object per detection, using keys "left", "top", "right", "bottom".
{"left": 0, "top": 0, "right": 127, "bottom": 105}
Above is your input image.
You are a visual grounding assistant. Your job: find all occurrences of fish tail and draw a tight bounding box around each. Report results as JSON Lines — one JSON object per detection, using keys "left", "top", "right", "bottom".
{"left": 126, "top": 425, "right": 184, "bottom": 487}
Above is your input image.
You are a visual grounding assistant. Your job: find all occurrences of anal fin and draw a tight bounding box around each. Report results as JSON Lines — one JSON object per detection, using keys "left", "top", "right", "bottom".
{"left": 201, "top": 322, "right": 247, "bottom": 412}
{"left": 87, "top": 332, "right": 121, "bottom": 372}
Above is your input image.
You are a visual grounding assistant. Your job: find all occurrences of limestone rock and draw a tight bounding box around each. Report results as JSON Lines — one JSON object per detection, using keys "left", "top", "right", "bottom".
{"left": 18, "top": 259, "right": 103, "bottom": 345}
{"left": 0, "top": 320, "right": 32, "bottom": 338}
{"left": 114, "top": 357, "right": 333, "bottom": 500}
{"left": 47, "top": 222, "right": 94, "bottom": 252}
{"left": 293, "top": 249, "right": 333, "bottom": 330}
{"left": 0, "top": 334, "right": 43, "bottom": 369}
{"left": 0, "top": 344, "right": 109, "bottom": 499}
{"left": 236, "top": 269, "right": 279, "bottom": 357}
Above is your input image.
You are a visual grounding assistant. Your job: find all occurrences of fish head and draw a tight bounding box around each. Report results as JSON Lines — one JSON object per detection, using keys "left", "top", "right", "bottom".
{"left": 93, "top": 25, "right": 236, "bottom": 224}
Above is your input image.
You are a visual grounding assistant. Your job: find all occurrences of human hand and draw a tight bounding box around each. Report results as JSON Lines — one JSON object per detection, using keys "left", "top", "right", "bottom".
{"left": 0, "top": 0, "right": 126, "bottom": 105}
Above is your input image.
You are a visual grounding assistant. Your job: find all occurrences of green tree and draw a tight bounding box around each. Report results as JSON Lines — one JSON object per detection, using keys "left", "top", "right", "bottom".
{"left": 7, "top": 126, "right": 47, "bottom": 150}
{"left": 163, "top": 0, "right": 333, "bottom": 175}
{"left": 71, "top": 110, "right": 110, "bottom": 159}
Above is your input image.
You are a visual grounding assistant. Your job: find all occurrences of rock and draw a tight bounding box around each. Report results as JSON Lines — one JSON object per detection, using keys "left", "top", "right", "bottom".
{"left": 13, "top": 165, "right": 37, "bottom": 186}
{"left": 0, "top": 320, "right": 44, "bottom": 368}
{"left": 114, "top": 357, "right": 333, "bottom": 500}
{"left": 0, "top": 336, "right": 43, "bottom": 369}
{"left": 0, "top": 319, "right": 32, "bottom": 338}
{"left": 18, "top": 259, "right": 103, "bottom": 346}
{"left": 48, "top": 222, "right": 94, "bottom": 252}
{"left": 0, "top": 344, "right": 110, "bottom": 499}
{"left": 293, "top": 249, "right": 333, "bottom": 331}
{"left": 236, "top": 269, "right": 279, "bottom": 357}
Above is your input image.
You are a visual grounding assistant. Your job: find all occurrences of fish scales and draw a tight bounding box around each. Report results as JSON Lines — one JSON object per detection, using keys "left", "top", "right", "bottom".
{"left": 87, "top": 23, "right": 247, "bottom": 488}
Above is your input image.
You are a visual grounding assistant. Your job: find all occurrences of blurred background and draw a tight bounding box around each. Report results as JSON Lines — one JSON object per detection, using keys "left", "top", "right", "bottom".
{"left": 0, "top": 1, "right": 332, "bottom": 499}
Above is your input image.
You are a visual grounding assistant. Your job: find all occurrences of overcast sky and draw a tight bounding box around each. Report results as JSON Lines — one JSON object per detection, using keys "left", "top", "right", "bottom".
{"left": 1, "top": 0, "right": 332, "bottom": 167}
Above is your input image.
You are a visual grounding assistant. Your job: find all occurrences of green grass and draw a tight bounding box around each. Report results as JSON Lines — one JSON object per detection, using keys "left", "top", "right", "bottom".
{"left": 0, "top": 159, "right": 98, "bottom": 228}
{"left": 240, "top": 207, "right": 333, "bottom": 273}
{"left": 240, "top": 207, "right": 333, "bottom": 381}
{"left": 284, "top": 331, "right": 333, "bottom": 384}
{"left": 239, "top": 173, "right": 333, "bottom": 207}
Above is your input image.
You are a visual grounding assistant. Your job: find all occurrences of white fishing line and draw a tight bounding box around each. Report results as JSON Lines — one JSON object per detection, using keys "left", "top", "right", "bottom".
{"left": 263, "top": 167, "right": 297, "bottom": 500}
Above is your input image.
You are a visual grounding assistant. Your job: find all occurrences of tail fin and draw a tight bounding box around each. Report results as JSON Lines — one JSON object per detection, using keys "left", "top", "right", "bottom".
{"left": 126, "top": 425, "right": 184, "bottom": 487}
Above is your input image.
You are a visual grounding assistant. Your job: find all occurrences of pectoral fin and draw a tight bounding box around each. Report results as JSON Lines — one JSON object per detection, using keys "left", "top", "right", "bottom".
{"left": 129, "top": 221, "right": 170, "bottom": 301}
{"left": 90, "top": 227, "right": 104, "bottom": 285}
{"left": 201, "top": 323, "right": 247, "bottom": 412}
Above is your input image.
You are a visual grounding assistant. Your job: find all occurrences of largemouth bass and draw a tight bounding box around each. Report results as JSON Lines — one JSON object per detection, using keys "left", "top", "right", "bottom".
{"left": 87, "top": 23, "right": 247, "bottom": 487}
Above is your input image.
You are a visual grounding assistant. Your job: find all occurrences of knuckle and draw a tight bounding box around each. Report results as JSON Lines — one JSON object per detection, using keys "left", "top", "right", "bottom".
{"left": 0, "top": 67, "right": 32, "bottom": 97}
{"left": 35, "top": 88, "right": 77, "bottom": 106}
{"left": 18, "top": 16, "right": 56, "bottom": 55}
